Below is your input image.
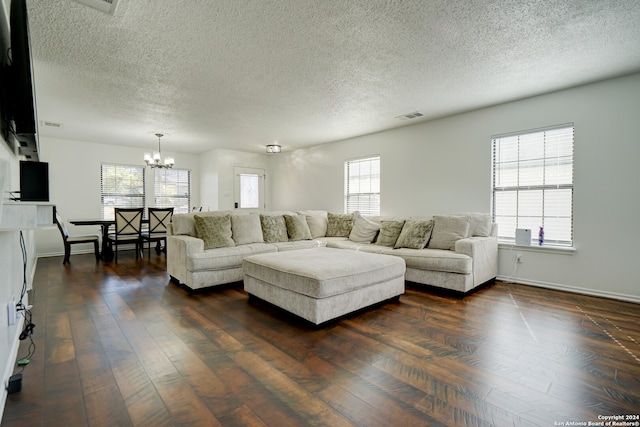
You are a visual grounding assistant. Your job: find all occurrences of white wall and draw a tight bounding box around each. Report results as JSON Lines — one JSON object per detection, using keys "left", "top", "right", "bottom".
{"left": 0, "top": 137, "right": 36, "bottom": 419}
{"left": 34, "top": 139, "right": 273, "bottom": 256}
{"left": 270, "top": 73, "right": 640, "bottom": 302}
{"left": 34, "top": 137, "right": 202, "bottom": 256}
{"left": 199, "top": 148, "right": 272, "bottom": 212}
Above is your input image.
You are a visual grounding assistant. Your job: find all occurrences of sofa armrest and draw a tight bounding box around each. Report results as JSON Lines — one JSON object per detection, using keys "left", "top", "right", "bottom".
{"left": 167, "top": 235, "right": 204, "bottom": 283}
{"left": 168, "top": 235, "right": 204, "bottom": 254}
{"left": 454, "top": 236, "right": 498, "bottom": 285}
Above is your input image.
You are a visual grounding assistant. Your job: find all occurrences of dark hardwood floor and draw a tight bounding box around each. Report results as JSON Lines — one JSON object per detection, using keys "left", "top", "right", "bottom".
{"left": 3, "top": 251, "right": 639, "bottom": 426}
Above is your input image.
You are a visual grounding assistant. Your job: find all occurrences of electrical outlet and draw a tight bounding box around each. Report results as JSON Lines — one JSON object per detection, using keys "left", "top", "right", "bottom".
{"left": 7, "top": 302, "right": 17, "bottom": 326}
{"left": 516, "top": 254, "right": 523, "bottom": 263}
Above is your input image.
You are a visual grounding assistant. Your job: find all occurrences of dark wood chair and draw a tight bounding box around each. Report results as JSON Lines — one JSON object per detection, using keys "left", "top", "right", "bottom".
{"left": 55, "top": 212, "right": 100, "bottom": 264}
{"left": 143, "top": 207, "right": 173, "bottom": 257}
{"left": 107, "top": 208, "right": 143, "bottom": 263}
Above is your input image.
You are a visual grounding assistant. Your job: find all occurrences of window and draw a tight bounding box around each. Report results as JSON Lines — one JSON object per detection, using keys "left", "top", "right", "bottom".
{"left": 345, "top": 155, "right": 380, "bottom": 216}
{"left": 492, "top": 124, "right": 574, "bottom": 246}
{"left": 239, "top": 174, "right": 259, "bottom": 208}
{"left": 100, "top": 163, "right": 145, "bottom": 220}
{"left": 234, "top": 167, "right": 265, "bottom": 211}
{"left": 154, "top": 168, "right": 191, "bottom": 213}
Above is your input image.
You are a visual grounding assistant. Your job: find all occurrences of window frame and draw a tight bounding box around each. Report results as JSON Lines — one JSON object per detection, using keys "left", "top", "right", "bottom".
{"left": 344, "top": 155, "right": 381, "bottom": 216}
{"left": 153, "top": 168, "right": 191, "bottom": 214}
{"left": 491, "top": 123, "right": 574, "bottom": 247}
{"left": 100, "top": 163, "right": 146, "bottom": 220}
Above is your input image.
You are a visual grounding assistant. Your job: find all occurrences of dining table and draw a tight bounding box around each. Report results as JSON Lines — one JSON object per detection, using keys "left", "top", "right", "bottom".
{"left": 70, "top": 219, "right": 150, "bottom": 261}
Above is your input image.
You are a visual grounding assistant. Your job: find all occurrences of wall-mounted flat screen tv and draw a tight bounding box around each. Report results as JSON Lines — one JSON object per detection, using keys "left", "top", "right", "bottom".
{"left": 0, "top": 0, "right": 39, "bottom": 159}
{"left": 19, "top": 160, "right": 49, "bottom": 202}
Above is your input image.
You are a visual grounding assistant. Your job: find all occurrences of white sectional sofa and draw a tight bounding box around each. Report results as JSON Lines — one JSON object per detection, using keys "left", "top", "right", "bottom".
{"left": 167, "top": 210, "right": 498, "bottom": 293}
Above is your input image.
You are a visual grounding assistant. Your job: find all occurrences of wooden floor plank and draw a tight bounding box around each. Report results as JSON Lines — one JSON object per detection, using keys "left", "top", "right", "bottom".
{"left": 3, "top": 252, "right": 640, "bottom": 426}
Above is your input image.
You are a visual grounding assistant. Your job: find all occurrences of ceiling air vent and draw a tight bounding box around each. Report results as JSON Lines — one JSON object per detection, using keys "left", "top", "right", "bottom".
{"left": 73, "top": 0, "right": 119, "bottom": 15}
{"left": 396, "top": 111, "right": 424, "bottom": 121}
{"left": 41, "top": 121, "right": 63, "bottom": 128}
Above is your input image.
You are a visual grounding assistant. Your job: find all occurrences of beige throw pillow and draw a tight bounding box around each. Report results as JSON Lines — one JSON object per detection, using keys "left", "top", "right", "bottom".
{"left": 349, "top": 213, "right": 380, "bottom": 243}
{"left": 326, "top": 212, "right": 354, "bottom": 237}
{"left": 375, "top": 220, "right": 405, "bottom": 247}
{"left": 299, "top": 210, "right": 328, "bottom": 238}
{"left": 171, "top": 213, "right": 197, "bottom": 236}
{"left": 465, "top": 212, "right": 492, "bottom": 237}
{"left": 284, "top": 214, "right": 312, "bottom": 241}
{"left": 428, "top": 215, "right": 470, "bottom": 250}
{"left": 395, "top": 219, "right": 434, "bottom": 249}
{"left": 231, "top": 214, "right": 264, "bottom": 245}
{"left": 260, "top": 214, "right": 288, "bottom": 243}
{"left": 194, "top": 214, "right": 235, "bottom": 249}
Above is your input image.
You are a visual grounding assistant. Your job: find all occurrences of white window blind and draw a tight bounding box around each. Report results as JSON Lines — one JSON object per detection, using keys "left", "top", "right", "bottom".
{"left": 100, "top": 163, "right": 145, "bottom": 220}
{"left": 492, "top": 124, "right": 574, "bottom": 246}
{"left": 154, "top": 168, "right": 191, "bottom": 213}
{"left": 345, "top": 155, "right": 380, "bottom": 216}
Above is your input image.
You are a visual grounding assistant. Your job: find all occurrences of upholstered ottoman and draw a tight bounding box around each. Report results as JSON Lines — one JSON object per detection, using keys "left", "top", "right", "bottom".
{"left": 242, "top": 247, "right": 406, "bottom": 325}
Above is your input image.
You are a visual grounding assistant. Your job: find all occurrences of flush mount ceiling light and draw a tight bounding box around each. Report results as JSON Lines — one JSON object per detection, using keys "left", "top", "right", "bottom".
{"left": 144, "top": 133, "right": 174, "bottom": 168}
{"left": 266, "top": 144, "right": 281, "bottom": 154}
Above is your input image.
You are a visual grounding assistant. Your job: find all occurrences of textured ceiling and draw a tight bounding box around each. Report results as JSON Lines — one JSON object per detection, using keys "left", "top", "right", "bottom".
{"left": 24, "top": 0, "right": 640, "bottom": 154}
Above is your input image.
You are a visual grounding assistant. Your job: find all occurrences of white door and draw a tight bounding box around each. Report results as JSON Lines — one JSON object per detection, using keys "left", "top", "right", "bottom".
{"left": 234, "top": 167, "right": 265, "bottom": 212}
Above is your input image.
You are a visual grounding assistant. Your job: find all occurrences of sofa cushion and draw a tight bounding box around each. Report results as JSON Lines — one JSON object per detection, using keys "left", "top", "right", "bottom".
{"left": 326, "top": 212, "right": 354, "bottom": 237}
{"left": 187, "top": 243, "right": 277, "bottom": 271}
{"left": 357, "top": 245, "right": 472, "bottom": 274}
{"left": 349, "top": 213, "right": 380, "bottom": 243}
{"left": 324, "top": 238, "right": 369, "bottom": 250}
{"left": 271, "top": 240, "right": 325, "bottom": 251}
{"left": 375, "top": 220, "right": 405, "bottom": 247}
{"left": 260, "top": 214, "right": 288, "bottom": 243}
{"left": 194, "top": 214, "right": 235, "bottom": 249}
{"left": 231, "top": 214, "right": 264, "bottom": 245}
{"left": 298, "top": 210, "right": 328, "bottom": 238}
{"left": 284, "top": 214, "right": 312, "bottom": 241}
{"left": 395, "top": 219, "right": 434, "bottom": 249}
{"left": 428, "top": 215, "right": 470, "bottom": 250}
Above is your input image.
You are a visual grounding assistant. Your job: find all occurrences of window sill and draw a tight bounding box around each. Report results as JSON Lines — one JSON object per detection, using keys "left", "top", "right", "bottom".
{"left": 498, "top": 242, "right": 576, "bottom": 255}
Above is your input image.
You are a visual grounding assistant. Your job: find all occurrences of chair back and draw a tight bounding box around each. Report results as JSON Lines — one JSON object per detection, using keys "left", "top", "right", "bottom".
{"left": 148, "top": 207, "right": 173, "bottom": 234}
{"left": 114, "top": 208, "right": 143, "bottom": 236}
{"left": 55, "top": 211, "right": 70, "bottom": 241}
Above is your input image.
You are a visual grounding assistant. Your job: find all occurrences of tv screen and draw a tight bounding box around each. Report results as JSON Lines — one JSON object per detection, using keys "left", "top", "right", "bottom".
{"left": 20, "top": 160, "right": 49, "bottom": 202}
{"left": 9, "top": 0, "right": 39, "bottom": 160}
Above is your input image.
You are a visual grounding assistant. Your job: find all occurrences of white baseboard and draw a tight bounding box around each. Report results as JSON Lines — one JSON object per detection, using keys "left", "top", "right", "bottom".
{"left": 497, "top": 275, "right": 640, "bottom": 304}
{"left": 0, "top": 315, "right": 25, "bottom": 422}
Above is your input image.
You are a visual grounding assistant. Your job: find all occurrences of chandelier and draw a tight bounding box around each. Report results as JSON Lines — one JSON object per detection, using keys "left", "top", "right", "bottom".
{"left": 144, "top": 133, "right": 174, "bottom": 168}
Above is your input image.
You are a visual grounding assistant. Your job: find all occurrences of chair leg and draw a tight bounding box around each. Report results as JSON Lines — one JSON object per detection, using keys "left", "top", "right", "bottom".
{"left": 63, "top": 243, "right": 71, "bottom": 265}
{"left": 93, "top": 241, "right": 100, "bottom": 262}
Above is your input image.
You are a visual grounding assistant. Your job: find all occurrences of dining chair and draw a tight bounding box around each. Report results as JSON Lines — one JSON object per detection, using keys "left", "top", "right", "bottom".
{"left": 107, "top": 207, "right": 143, "bottom": 263}
{"left": 192, "top": 206, "right": 202, "bottom": 212}
{"left": 55, "top": 211, "right": 100, "bottom": 264}
{"left": 143, "top": 207, "right": 173, "bottom": 258}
